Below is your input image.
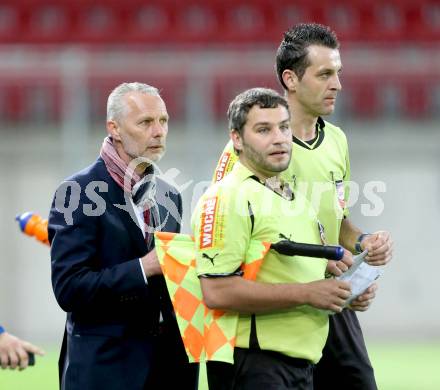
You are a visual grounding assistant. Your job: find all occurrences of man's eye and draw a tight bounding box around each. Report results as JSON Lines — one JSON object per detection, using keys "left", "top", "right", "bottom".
{"left": 258, "top": 128, "right": 269, "bottom": 133}
{"left": 160, "top": 118, "right": 168, "bottom": 124}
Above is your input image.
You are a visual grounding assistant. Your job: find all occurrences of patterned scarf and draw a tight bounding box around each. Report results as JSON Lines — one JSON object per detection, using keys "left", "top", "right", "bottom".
{"left": 100, "top": 136, "right": 160, "bottom": 238}
{"left": 100, "top": 136, "right": 141, "bottom": 193}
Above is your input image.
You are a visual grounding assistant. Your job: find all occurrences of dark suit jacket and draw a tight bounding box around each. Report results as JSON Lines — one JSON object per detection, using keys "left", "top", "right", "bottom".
{"left": 48, "top": 157, "right": 185, "bottom": 390}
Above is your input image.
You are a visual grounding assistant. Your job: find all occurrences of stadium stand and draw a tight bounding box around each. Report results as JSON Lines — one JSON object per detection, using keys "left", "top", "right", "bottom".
{"left": 0, "top": 0, "right": 438, "bottom": 122}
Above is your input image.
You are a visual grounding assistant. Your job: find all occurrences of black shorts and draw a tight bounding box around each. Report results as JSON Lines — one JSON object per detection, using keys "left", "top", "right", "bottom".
{"left": 207, "top": 347, "right": 313, "bottom": 390}
{"left": 313, "top": 309, "right": 377, "bottom": 390}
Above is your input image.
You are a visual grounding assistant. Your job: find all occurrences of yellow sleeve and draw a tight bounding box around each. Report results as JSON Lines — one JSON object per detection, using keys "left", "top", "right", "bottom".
{"left": 192, "top": 182, "right": 251, "bottom": 277}
{"left": 212, "top": 140, "right": 239, "bottom": 183}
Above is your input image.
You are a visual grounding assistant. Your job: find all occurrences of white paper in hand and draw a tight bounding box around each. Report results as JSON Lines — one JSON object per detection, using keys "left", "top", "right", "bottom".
{"left": 336, "top": 250, "right": 383, "bottom": 305}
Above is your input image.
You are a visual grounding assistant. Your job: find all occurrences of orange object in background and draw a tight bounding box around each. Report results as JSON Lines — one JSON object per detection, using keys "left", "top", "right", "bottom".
{"left": 16, "top": 212, "right": 49, "bottom": 246}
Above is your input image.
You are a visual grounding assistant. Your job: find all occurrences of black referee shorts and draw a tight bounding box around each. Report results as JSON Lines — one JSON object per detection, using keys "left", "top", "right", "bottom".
{"left": 207, "top": 347, "right": 313, "bottom": 390}
{"left": 313, "top": 309, "right": 377, "bottom": 390}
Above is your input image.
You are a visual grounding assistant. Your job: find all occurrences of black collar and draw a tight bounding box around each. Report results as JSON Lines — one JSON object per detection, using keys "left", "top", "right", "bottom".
{"left": 292, "top": 117, "right": 325, "bottom": 150}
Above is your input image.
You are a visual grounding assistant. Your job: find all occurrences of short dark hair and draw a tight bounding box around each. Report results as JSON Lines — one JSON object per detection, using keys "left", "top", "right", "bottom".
{"left": 276, "top": 23, "right": 339, "bottom": 89}
{"left": 227, "top": 88, "right": 290, "bottom": 136}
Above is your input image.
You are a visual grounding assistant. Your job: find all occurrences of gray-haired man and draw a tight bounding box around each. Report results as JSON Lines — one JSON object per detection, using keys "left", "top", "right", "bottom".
{"left": 49, "top": 82, "right": 198, "bottom": 390}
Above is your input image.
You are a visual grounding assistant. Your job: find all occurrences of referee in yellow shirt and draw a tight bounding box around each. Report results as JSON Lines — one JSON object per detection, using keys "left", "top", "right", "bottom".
{"left": 193, "top": 87, "right": 352, "bottom": 390}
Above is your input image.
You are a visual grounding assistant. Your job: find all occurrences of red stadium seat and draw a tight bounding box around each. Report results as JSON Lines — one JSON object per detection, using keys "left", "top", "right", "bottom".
{"left": 27, "top": 5, "right": 69, "bottom": 43}
{"left": 0, "top": 0, "right": 439, "bottom": 45}
{"left": 0, "top": 0, "right": 438, "bottom": 122}
{"left": 400, "top": 81, "right": 431, "bottom": 119}
{"left": 0, "top": 3, "right": 24, "bottom": 43}
{"left": 212, "top": 73, "right": 279, "bottom": 121}
{"left": 87, "top": 75, "right": 187, "bottom": 122}
{"left": 345, "top": 79, "right": 381, "bottom": 118}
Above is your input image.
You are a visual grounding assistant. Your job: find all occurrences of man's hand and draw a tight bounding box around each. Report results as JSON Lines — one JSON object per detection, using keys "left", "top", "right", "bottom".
{"left": 349, "top": 283, "right": 378, "bottom": 312}
{"left": 140, "top": 249, "right": 163, "bottom": 277}
{"left": 362, "top": 231, "right": 393, "bottom": 266}
{"left": 304, "top": 279, "right": 351, "bottom": 313}
{"left": 326, "top": 248, "right": 353, "bottom": 277}
{"left": 0, "top": 332, "right": 45, "bottom": 370}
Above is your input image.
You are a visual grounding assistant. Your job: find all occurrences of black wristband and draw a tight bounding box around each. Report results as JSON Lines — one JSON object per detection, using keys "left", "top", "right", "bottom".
{"left": 355, "top": 233, "right": 371, "bottom": 254}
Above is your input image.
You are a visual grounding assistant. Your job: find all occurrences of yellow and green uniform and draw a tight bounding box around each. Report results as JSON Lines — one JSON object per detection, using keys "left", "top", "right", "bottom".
{"left": 193, "top": 162, "right": 329, "bottom": 363}
{"left": 213, "top": 118, "right": 350, "bottom": 245}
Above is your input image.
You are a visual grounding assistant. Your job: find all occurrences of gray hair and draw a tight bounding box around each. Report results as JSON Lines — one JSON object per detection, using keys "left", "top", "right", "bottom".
{"left": 106, "top": 82, "right": 160, "bottom": 121}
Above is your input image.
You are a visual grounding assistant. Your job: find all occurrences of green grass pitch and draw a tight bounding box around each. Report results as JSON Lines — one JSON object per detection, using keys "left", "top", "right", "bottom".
{"left": 0, "top": 343, "right": 439, "bottom": 389}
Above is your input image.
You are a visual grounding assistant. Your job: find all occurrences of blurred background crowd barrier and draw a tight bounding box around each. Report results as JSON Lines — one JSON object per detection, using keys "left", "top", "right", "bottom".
{"left": 0, "top": 0, "right": 439, "bottom": 348}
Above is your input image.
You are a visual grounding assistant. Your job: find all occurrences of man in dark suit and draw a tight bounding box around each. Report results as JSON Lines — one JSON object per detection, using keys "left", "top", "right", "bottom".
{"left": 48, "top": 82, "right": 198, "bottom": 390}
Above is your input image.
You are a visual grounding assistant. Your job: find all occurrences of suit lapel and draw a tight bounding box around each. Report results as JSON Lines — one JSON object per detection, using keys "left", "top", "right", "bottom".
{"left": 96, "top": 158, "right": 147, "bottom": 255}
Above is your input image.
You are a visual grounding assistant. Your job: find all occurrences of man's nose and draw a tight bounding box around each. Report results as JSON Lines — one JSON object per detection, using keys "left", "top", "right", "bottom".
{"left": 152, "top": 121, "right": 167, "bottom": 137}
{"left": 330, "top": 74, "right": 342, "bottom": 91}
{"left": 273, "top": 126, "right": 291, "bottom": 143}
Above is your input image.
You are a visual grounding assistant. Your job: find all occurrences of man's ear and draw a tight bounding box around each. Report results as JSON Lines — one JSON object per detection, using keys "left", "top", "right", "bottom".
{"left": 106, "top": 120, "right": 121, "bottom": 141}
{"left": 282, "top": 69, "right": 298, "bottom": 92}
{"left": 230, "top": 130, "right": 243, "bottom": 152}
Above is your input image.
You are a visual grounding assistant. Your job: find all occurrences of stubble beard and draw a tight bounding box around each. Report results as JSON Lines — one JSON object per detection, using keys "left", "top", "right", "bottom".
{"left": 242, "top": 140, "right": 291, "bottom": 175}
{"left": 121, "top": 137, "right": 165, "bottom": 165}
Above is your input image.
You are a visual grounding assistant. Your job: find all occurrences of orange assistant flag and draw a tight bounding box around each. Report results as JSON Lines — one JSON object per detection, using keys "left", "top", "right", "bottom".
{"left": 154, "top": 231, "right": 270, "bottom": 363}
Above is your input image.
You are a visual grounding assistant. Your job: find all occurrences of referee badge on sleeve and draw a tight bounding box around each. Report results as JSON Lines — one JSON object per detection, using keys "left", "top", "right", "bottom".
{"left": 331, "top": 171, "right": 346, "bottom": 210}
{"left": 335, "top": 180, "right": 346, "bottom": 209}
